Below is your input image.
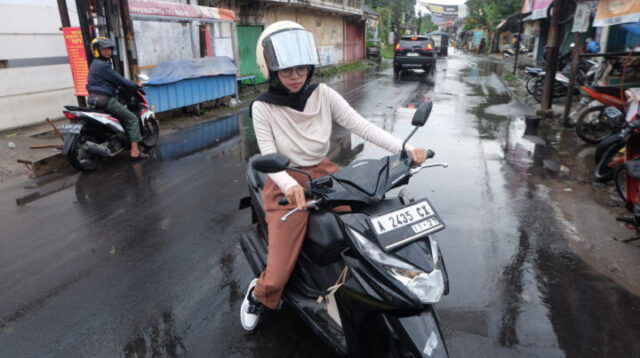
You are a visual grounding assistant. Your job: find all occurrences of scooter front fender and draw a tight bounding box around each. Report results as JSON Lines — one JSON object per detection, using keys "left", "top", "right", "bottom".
{"left": 385, "top": 308, "right": 449, "bottom": 358}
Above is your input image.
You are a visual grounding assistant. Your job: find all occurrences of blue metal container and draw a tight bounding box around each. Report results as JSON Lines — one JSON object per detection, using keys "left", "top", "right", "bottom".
{"left": 144, "top": 75, "right": 237, "bottom": 113}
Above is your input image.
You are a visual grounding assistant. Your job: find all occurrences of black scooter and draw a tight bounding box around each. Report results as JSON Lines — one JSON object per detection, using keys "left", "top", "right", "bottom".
{"left": 239, "top": 101, "right": 451, "bottom": 357}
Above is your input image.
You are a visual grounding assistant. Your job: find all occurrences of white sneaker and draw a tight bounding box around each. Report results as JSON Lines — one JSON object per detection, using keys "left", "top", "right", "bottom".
{"left": 240, "top": 278, "right": 263, "bottom": 331}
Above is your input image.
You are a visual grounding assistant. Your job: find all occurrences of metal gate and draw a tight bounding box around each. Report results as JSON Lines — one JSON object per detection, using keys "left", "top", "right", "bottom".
{"left": 237, "top": 25, "right": 265, "bottom": 84}
{"left": 345, "top": 22, "right": 364, "bottom": 63}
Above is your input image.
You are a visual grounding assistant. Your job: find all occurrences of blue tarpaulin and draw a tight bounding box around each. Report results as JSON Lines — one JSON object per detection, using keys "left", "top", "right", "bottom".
{"left": 148, "top": 56, "right": 237, "bottom": 85}
{"left": 621, "top": 23, "right": 640, "bottom": 38}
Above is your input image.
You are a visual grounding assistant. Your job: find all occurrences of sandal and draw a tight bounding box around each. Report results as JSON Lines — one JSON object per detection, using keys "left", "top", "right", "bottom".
{"left": 129, "top": 152, "right": 149, "bottom": 161}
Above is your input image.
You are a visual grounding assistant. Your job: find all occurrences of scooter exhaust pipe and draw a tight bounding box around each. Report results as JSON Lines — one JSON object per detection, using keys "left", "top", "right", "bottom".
{"left": 82, "top": 141, "right": 111, "bottom": 157}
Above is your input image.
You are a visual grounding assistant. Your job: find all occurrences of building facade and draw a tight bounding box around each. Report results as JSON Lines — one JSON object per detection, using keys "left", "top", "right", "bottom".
{"left": 0, "top": 0, "right": 79, "bottom": 131}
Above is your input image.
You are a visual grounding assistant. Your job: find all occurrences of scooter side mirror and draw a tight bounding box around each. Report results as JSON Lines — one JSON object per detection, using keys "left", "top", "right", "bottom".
{"left": 604, "top": 106, "right": 623, "bottom": 121}
{"left": 252, "top": 153, "right": 290, "bottom": 173}
{"left": 411, "top": 100, "right": 433, "bottom": 127}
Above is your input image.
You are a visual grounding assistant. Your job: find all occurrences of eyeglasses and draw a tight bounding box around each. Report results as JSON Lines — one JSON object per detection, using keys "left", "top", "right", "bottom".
{"left": 278, "top": 66, "right": 310, "bottom": 78}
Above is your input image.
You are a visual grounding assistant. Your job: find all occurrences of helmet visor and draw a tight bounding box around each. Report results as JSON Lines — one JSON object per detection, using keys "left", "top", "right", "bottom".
{"left": 262, "top": 29, "right": 319, "bottom": 72}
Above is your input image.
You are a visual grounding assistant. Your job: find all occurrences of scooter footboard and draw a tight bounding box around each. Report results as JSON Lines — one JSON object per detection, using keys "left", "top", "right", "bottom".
{"left": 384, "top": 308, "right": 449, "bottom": 358}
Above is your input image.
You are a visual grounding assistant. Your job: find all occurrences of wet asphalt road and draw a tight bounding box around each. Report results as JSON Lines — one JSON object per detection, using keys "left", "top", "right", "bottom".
{"left": 2, "top": 52, "right": 640, "bottom": 358}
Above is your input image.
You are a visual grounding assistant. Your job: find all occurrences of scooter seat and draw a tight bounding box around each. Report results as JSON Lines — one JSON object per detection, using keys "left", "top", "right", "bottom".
{"left": 304, "top": 210, "right": 346, "bottom": 266}
{"left": 63, "top": 105, "right": 108, "bottom": 113}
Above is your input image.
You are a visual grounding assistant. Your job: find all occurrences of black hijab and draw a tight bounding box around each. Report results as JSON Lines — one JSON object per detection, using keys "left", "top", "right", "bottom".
{"left": 253, "top": 67, "right": 319, "bottom": 113}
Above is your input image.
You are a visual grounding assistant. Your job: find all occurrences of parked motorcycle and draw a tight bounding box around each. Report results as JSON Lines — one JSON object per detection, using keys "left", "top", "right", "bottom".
{"left": 531, "top": 57, "right": 597, "bottom": 103}
{"left": 59, "top": 86, "right": 159, "bottom": 171}
{"left": 594, "top": 90, "right": 640, "bottom": 182}
{"left": 574, "top": 86, "right": 626, "bottom": 144}
{"left": 239, "top": 101, "right": 451, "bottom": 357}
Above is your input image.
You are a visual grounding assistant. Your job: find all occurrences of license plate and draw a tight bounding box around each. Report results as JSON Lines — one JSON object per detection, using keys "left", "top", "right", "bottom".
{"left": 59, "top": 123, "right": 82, "bottom": 134}
{"left": 407, "top": 52, "right": 419, "bottom": 57}
{"left": 371, "top": 200, "right": 440, "bottom": 235}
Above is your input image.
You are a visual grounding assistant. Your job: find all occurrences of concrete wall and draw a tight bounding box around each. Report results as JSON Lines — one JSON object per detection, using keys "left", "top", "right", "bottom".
{"left": 0, "top": 1, "right": 79, "bottom": 131}
{"left": 266, "top": 6, "right": 345, "bottom": 66}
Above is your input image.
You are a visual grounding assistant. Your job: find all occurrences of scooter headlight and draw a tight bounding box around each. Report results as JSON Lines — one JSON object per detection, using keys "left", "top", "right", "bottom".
{"left": 350, "top": 229, "right": 444, "bottom": 303}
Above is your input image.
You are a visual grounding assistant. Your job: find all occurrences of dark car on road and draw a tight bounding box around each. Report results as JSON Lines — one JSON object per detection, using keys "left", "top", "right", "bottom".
{"left": 393, "top": 35, "right": 436, "bottom": 77}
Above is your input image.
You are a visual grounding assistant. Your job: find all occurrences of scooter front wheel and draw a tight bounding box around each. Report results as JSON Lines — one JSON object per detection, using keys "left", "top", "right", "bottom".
{"left": 69, "top": 134, "right": 102, "bottom": 172}
{"left": 141, "top": 118, "right": 160, "bottom": 148}
{"left": 594, "top": 140, "right": 625, "bottom": 182}
{"left": 576, "top": 105, "right": 614, "bottom": 144}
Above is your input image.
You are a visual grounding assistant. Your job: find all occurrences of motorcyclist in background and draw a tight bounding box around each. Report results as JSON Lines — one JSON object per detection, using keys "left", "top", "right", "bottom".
{"left": 86, "top": 37, "right": 147, "bottom": 161}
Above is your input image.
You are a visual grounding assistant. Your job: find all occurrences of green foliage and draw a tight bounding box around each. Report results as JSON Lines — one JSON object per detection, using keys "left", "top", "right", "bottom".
{"left": 464, "top": 0, "right": 522, "bottom": 29}
{"left": 420, "top": 14, "right": 438, "bottom": 34}
{"left": 382, "top": 45, "right": 394, "bottom": 59}
{"left": 503, "top": 72, "right": 520, "bottom": 86}
{"left": 366, "top": 0, "right": 417, "bottom": 45}
{"left": 317, "top": 61, "right": 367, "bottom": 78}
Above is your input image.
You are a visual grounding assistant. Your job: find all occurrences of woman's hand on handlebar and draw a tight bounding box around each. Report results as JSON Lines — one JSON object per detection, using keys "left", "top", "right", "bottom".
{"left": 410, "top": 148, "right": 428, "bottom": 166}
{"left": 285, "top": 185, "right": 307, "bottom": 211}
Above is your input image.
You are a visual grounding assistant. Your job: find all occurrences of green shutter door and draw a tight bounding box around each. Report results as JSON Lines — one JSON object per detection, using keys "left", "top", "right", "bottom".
{"left": 237, "top": 25, "right": 265, "bottom": 84}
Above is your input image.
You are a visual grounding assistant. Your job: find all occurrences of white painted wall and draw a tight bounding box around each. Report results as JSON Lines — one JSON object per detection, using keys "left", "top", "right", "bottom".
{"left": 0, "top": 1, "right": 79, "bottom": 131}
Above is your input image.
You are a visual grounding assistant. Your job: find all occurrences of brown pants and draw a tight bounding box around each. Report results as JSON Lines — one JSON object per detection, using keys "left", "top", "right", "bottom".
{"left": 253, "top": 158, "right": 340, "bottom": 309}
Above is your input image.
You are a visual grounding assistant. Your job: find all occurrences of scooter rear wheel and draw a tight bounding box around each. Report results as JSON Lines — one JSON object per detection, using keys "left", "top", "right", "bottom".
{"left": 69, "top": 134, "right": 102, "bottom": 172}
{"left": 614, "top": 165, "right": 628, "bottom": 202}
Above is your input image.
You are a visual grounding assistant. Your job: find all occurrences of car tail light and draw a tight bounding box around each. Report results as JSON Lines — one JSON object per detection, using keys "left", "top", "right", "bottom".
{"left": 422, "top": 43, "right": 433, "bottom": 51}
{"left": 395, "top": 43, "right": 404, "bottom": 51}
{"left": 64, "top": 112, "right": 77, "bottom": 120}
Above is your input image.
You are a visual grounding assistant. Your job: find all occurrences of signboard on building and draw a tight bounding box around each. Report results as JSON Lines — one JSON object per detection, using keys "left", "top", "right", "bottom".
{"left": 425, "top": 3, "right": 458, "bottom": 19}
{"left": 522, "top": 0, "right": 534, "bottom": 14}
{"left": 572, "top": 2, "right": 591, "bottom": 33}
{"left": 62, "top": 27, "right": 89, "bottom": 97}
{"left": 128, "top": 0, "right": 236, "bottom": 21}
{"left": 594, "top": 0, "right": 640, "bottom": 27}
{"left": 530, "top": 0, "right": 553, "bottom": 20}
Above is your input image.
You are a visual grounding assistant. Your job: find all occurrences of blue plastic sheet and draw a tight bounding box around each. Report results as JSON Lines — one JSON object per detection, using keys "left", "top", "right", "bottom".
{"left": 147, "top": 56, "right": 237, "bottom": 85}
{"left": 621, "top": 23, "right": 640, "bottom": 38}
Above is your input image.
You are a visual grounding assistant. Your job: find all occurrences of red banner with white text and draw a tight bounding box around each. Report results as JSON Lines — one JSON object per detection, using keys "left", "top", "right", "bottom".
{"left": 62, "top": 27, "right": 89, "bottom": 96}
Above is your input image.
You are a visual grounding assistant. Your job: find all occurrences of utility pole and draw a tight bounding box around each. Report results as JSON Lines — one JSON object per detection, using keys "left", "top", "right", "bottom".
{"left": 513, "top": 13, "right": 523, "bottom": 75}
{"left": 540, "top": 0, "right": 566, "bottom": 113}
{"left": 561, "top": 33, "right": 583, "bottom": 126}
{"left": 57, "top": 0, "right": 86, "bottom": 107}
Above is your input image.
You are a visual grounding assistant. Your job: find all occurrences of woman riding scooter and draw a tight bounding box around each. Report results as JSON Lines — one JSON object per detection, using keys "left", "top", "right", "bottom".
{"left": 86, "top": 37, "right": 147, "bottom": 161}
{"left": 239, "top": 21, "right": 429, "bottom": 331}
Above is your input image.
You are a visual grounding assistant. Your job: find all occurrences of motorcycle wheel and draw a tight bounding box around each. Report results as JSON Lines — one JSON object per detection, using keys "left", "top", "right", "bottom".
{"left": 576, "top": 105, "right": 615, "bottom": 144}
{"left": 594, "top": 140, "right": 625, "bottom": 182}
{"left": 526, "top": 76, "right": 537, "bottom": 95}
{"left": 69, "top": 134, "right": 102, "bottom": 172}
{"left": 533, "top": 77, "right": 544, "bottom": 103}
{"left": 614, "top": 165, "right": 628, "bottom": 202}
{"left": 141, "top": 118, "right": 160, "bottom": 148}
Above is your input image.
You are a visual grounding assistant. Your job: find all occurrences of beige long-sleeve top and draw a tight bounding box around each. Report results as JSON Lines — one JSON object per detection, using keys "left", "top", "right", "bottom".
{"left": 251, "top": 83, "right": 412, "bottom": 193}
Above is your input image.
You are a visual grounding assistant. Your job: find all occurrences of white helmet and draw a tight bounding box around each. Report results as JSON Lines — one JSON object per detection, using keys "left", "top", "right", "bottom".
{"left": 256, "top": 21, "right": 320, "bottom": 80}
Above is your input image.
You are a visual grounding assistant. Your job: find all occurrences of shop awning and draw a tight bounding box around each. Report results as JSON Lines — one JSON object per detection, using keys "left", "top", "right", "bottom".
{"left": 594, "top": 0, "right": 640, "bottom": 27}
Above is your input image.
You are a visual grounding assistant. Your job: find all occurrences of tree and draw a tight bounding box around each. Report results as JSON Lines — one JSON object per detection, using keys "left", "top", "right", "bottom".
{"left": 463, "top": 0, "right": 522, "bottom": 52}
{"left": 365, "top": 0, "right": 416, "bottom": 45}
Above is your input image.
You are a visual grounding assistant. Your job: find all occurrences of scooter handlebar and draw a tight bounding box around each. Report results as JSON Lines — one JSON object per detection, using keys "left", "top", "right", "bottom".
{"left": 278, "top": 189, "right": 312, "bottom": 206}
